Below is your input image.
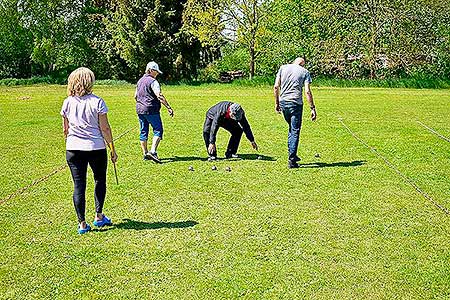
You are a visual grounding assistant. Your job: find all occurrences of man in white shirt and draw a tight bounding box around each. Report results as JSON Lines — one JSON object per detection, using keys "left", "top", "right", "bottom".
{"left": 274, "top": 57, "right": 317, "bottom": 168}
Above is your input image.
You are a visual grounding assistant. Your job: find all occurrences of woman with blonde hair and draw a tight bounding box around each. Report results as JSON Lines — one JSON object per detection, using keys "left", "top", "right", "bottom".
{"left": 61, "top": 67, "right": 118, "bottom": 234}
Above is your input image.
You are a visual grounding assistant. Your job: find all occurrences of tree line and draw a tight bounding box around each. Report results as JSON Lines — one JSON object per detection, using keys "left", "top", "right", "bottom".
{"left": 1, "top": 0, "right": 449, "bottom": 82}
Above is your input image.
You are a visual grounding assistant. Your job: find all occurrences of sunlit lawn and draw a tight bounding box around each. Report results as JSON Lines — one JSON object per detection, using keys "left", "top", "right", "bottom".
{"left": 0, "top": 84, "right": 449, "bottom": 299}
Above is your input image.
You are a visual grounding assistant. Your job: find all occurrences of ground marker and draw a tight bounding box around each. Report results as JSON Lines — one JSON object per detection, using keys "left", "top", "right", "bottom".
{"left": 339, "top": 117, "right": 449, "bottom": 215}
{"left": 416, "top": 120, "right": 450, "bottom": 143}
{"left": 1, "top": 126, "right": 134, "bottom": 205}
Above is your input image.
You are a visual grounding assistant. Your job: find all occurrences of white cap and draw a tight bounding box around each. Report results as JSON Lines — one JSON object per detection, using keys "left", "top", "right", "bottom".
{"left": 145, "top": 61, "right": 162, "bottom": 74}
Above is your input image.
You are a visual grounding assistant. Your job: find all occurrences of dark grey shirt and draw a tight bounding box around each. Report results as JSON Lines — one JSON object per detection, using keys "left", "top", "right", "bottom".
{"left": 206, "top": 101, "right": 254, "bottom": 144}
{"left": 135, "top": 74, "right": 161, "bottom": 114}
{"left": 275, "top": 64, "right": 312, "bottom": 104}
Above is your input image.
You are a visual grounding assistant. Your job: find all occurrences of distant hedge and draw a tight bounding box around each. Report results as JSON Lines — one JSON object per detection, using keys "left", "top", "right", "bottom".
{"left": 1, "top": 76, "right": 449, "bottom": 89}
{"left": 0, "top": 77, "right": 132, "bottom": 86}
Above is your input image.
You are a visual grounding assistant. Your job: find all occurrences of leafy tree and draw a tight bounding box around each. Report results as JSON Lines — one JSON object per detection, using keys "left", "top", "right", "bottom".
{"left": 0, "top": 0, "right": 33, "bottom": 78}
{"left": 18, "top": 0, "right": 97, "bottom": 76}
{"left": 99, "top": 0, "right": 201, "bottom": 81}
{"left": 183, "top": 0, "right": 271, "bottom": 79}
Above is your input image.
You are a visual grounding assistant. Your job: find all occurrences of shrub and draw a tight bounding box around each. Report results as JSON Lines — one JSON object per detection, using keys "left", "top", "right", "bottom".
{"left": 197, "top": 63, "right": 220, "bottom": 83}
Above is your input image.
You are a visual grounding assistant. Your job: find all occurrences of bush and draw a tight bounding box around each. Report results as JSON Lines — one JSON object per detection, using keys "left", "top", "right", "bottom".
{"left": 95, "top": 79, "right": 131, "bottom": 86}
{"left": 0, "top": 77, "right": 134, "bottom": 86}
{"left": 0, "top": 76, "right": 55, "bottom": 86}
{"left": 217, "top": 47, "right": 249, "bottom": 74}
{"left": 227, "top": 75, "right": 450, "bottom": 89}
{"left": 197, "top": 63, "right": 220, "bottom": 83}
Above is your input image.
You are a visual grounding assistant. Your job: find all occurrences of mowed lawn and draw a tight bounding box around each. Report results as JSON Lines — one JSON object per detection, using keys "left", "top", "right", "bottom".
{"left": 0, "top": 84, "right": 449, "bottom": 299}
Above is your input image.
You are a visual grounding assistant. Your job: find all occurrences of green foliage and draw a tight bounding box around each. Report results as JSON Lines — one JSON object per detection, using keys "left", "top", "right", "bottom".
{"left": 226, "top": 76, "right": 450, "bottom": 89}
{"left": 95, "top": 79, "right": 132, "bottom": 86}
{"left": 217, "top": 46, "right": 249, "bottom": 73}
{"left": 183, "top": 0, "right": 272, "bottom": 79}
{"left": 197, "top": 62, "right": 220, "bottom": 83}
{"left": 1, "top": 0, "right": 449, "bottom": 81}
{"left": 182, "top": 0, "right": 224, "bottom": 49}
{"left": 0, "top": 0, "right": 33, "bottom": 78}
{"left": 98, "top": 0, "right": 202, "bottom": 81}
{"left": 0, "top": 76, "right": 65, "bottom": 86}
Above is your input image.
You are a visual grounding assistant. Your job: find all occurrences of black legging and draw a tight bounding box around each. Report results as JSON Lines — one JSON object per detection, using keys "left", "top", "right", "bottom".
{"left": 66, "top": 149, "right": 107, "bottom": 223}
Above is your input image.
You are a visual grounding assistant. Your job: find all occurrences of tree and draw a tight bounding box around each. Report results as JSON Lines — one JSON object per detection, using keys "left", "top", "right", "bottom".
{"left": 183, "top": 0, "right": 270, "bottom": 79}
{"left": 0, "top": 0, "right": 33, "bottom": 78}
{"left": 98, "top": 0, "right": 202, "bottom": 81}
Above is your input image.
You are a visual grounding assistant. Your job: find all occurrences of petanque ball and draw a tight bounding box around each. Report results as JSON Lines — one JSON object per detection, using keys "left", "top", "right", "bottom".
{"left": 188, "top": 166, "right": 194, "bottom": 171}
{"left": 211, "top": 165, "right": 217, "bottom": 171}
{"left": 225, "top": 166, "right": 231, "bottom": 172}
{"left": 314, "top": 153, "right": 320, "bottom": 158}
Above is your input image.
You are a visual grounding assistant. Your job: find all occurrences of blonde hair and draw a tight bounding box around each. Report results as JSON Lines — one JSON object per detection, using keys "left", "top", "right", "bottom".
{"left": 67, "top": 67, "right": 95, "bottom": 96}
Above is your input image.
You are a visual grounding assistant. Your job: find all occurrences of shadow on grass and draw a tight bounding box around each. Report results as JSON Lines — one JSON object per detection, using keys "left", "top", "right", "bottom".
{"left": 160, "top": 156, "right": 207, "bottom": 163}
{"left": 299, "top": 160, "right": 366, "bottom": 168}
{"left": 160, "top": 154, "right": 275, "bottom": 163}
{"left": 237, "top": 154, "right": 276, "bottom": 161}
{"left": 114, "top": 219, "right": 198, "bottom": 230}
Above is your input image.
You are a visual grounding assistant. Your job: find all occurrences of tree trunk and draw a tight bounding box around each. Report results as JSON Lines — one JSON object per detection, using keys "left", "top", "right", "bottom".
{"left": 249, "top": 45, "right": 255, "bottom": 80}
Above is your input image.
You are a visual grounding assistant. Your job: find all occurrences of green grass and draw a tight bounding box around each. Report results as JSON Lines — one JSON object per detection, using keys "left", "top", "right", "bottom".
{"left": 0, "top": 84, "right": 449, "bottom": 299}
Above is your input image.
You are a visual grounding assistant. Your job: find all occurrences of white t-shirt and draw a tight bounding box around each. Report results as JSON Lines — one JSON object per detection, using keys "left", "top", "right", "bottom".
{"left": 60, "top": 94, "right": 109, "bottom": 151}
{"left": 275, "top": 64, "right": 312, "bottom": 104}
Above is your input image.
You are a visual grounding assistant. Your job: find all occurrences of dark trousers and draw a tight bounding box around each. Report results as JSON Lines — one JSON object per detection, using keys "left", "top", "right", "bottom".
{"left": 281, "top": 101, "right": 303, "bottom": 161}
{"left": 66, "top": 149, "right": 107, "bottom": 222}
{"left": 203, "top": 117, "right": 243, "bottom": 157}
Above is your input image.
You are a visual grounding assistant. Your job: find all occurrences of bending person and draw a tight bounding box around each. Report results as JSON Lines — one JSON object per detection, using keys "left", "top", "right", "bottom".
{"left": 203, "top": 101, "right": 258, "bottom": 160}
{"left": 61, "top": 67, "right": 118, "bottom": 234}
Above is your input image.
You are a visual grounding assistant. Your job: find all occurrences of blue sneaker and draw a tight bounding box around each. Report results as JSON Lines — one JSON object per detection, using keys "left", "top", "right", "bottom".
{"left": 78, "top": 223, "right": 91, "bottom": 234}
{"left": 93, "top": 215, "right": 112, "bottom": 227}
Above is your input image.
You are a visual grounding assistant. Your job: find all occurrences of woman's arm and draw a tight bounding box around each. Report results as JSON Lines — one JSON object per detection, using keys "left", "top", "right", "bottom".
{"left": 62, "top": 116, "right": 69, "bottom": 139}
{"left": 99, "top": 113, "right": 118, "bottom": 162}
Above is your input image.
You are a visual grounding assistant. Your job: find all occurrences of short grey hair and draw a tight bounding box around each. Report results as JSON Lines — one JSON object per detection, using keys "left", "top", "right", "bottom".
{"left": 293, "top": 57, "right": 305, "bottom": 66}
{"left": 229, "top": 103, "right": 243, "bottom": 120}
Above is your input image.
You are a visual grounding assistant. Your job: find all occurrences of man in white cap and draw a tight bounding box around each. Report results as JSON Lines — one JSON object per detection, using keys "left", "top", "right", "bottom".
{"left": 135, "top": 61, "right": 174, "bottom": 163}
{"left": 203, "top": 101, "right": 258, "bottom": 160}
{"left": 274, "top": 57, "right": 317, "bottom": 168}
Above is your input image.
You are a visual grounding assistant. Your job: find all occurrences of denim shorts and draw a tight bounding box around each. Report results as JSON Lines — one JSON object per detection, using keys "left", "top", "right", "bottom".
{"left": 138, "top": 113, "right": 163, "bottom": 141}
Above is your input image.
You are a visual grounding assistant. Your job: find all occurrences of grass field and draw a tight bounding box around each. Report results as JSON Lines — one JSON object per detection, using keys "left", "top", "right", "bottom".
{"left": 0, "top": 84, "right": 449, "bottom": 299}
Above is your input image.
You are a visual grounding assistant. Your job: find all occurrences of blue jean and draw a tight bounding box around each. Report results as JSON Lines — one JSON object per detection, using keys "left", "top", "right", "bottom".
{"left": 281, "top": 101, "right": 303, "bottom": 161}
{"left": 138, "top": 113, "right": 163, "bottom": 141}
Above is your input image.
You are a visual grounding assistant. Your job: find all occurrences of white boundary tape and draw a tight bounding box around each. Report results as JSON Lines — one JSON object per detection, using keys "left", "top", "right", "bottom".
{"left": 0, "top": 126, "right": 135, "bottom": 205}
{"left": 416, "top": 120, "right": 450, "bottom": 143}
{"left": 339, "top": 117, "right": 449, "bottom": 215}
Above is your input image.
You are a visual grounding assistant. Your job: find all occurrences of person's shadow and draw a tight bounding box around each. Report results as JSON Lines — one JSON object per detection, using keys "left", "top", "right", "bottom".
{"left": 237, "top": 154, "right": 276, "bottom": 161}
{"left": 160, "top": 156, "right": 207, "bottom": 163}
{"left": 114, "top": 219, "right": 198, "bottom": 230}
{"left": 299, "top": 160, "right": 366, "bottom": 168}
{"left": 160, "top": 154, "right": 275, "bottom": 163}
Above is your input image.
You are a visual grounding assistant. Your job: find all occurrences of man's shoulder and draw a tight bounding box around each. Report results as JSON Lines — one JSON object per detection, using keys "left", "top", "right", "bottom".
{"left": 280, "top": 64, "right": 308, "bottom": 73}
{"left": 299, "top": 66, "right": 310, "bottom": 73}
{"left": 279, "top": 64, "right": 290, "bottom": 71}
{"left": 215, "top": 100, "right": 231, "bottom": 106}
